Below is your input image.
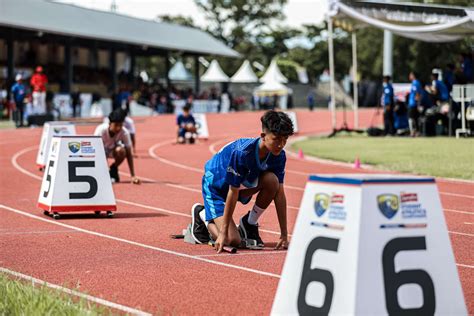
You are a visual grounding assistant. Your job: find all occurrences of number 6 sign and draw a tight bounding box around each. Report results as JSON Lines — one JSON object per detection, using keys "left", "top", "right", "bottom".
{"left": 272, "top": 175, "right": 467, "bottom": 315}
{"left": 38, "top": 136, "right": 116, "bottom": 219}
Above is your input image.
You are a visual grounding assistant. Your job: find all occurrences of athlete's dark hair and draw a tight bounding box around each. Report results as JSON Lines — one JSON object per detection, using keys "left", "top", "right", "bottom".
{"left": 261, "top": 110, "right": 294, "bottom": 137}
{"left": 108, "top": 109, "right": 126, "bottom": 123}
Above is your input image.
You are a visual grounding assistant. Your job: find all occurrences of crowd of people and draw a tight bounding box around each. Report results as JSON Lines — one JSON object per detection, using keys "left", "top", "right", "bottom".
{"left": 381, "top": 53, "right": 473, "bottom": 137}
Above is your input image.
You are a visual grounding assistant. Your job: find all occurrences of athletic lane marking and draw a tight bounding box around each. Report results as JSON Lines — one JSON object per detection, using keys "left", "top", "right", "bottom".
{"left": 11, "top": 146, "right": 471, "bottom": 237}
{"left": 449, "top": 231, "right": 474, "bottom": 237}
{"left": 0, "top": 230, "right": 80, "bottom": 235}
{"left": 464, "top": 222, "right": 473, "bottom": 225}
{"left": 149, "top": 141, "right": 304, "bottom": 192}
{"left": 0, "top": 204, "right": 280, "bottom": 279}
{"left": 445, "top": 209, "right": 474, "bottom": 216}
{"left": 0, "top": 267, "right": 151, "bottom": 316}
{"left": 197, "top": 251, "right": 286, "bottom": 258}
{"left": 457, "top": 264, "right": 474, "bottom": 269}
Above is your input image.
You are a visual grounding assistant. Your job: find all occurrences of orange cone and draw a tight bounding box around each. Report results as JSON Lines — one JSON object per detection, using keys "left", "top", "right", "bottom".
{"left": 298, "top": 149, "right": 304, "bottom": 159}
{"left": 354, "top": 156, "right": 361, "bottom": 169}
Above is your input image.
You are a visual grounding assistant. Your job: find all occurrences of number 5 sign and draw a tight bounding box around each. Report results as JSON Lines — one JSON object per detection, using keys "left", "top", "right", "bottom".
{"left": 272, "top": 174, "right": 467, "bottom": 315}
{"left": 37, "top": 136, "right": 116, "bottom": 219}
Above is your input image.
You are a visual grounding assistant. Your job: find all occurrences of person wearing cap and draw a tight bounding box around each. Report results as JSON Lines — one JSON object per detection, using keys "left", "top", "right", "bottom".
{"left": 11, "top": 74, "right": 27, "bottom": 127}
{"left": 30, "top": 66, "right": 48, "bottom": 113}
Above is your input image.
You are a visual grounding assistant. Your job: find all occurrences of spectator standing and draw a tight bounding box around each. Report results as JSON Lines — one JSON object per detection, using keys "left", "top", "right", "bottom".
{"left": 30, "top": 66, "right": 48, "bottom": 114}
{"left": 382, "top": 75, "right": 395, "bottom": 135}
{"left": 408, "top": 72, "right": 423, "bottom": 137}
{"left": 11, "top": 74, "right": 27, "bottom": 127}
{"left": 461, "top": 53, "right": 473, "bottom": 82}
{"left": 71, "top": 89, "right": 81, "bottom": 118}
{"left": 307, "top": 90, "right": 315, "bottom": 111}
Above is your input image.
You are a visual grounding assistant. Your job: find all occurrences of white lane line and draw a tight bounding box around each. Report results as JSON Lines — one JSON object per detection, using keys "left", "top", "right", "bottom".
{"left": 10, "top": 146, "right": 470, "bottom": 237}
{"left": 464, "top": 222, "right": 473, "bottom": 225}
{"left": 439, "top": 191, "right": 474, "bottom": 199}
{"left": 0, "top": 204, "right": 280, "bottom": 279}
{"left": 149, "top": 141, "right": 305, "bottom": 192}
{"left": 456, "top": 264, "right": 474, "bottom": 269}
{"left": 197, "top": 250, "right": 286, "bottom": 258}
{"left": 0, "top": 267, "right": 151, "bottom": 316}
{"left": 445, "top": 209, "right": 474, "bottom": 215}
{"left": 0, "top": 230, "right": 79, "bottom": 235}
{"left": 449, "top": 231, "right": 474, "bottom": 237}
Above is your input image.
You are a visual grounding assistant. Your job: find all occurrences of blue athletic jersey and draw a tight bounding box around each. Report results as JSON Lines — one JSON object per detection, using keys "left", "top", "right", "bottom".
{"left": 177, "top": 114, "right": 195, "bottom": 127}
{"left": 434, "top": 80, "right": 449, "bottom": 101}
{"left": 11, "top": 83, "right": 26, "bottom": 103}
{"left": 205, "top": 138, "right": 286, "bottom": 190}
{"left": 408, "top": 79, "right": 423, "bottom": 108}
{"left": 382, "top": 83, "right": 394, "bottom": 107}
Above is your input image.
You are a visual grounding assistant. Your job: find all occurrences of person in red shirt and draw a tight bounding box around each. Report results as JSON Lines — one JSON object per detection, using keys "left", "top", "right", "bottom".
{"left": 30, "top": 66, "right": 48, "bottom": 114}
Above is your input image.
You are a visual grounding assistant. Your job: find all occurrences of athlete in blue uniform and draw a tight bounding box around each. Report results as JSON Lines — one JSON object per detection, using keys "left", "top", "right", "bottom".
{"left": 191, "top": 110, "right": 294, "bottom": 253}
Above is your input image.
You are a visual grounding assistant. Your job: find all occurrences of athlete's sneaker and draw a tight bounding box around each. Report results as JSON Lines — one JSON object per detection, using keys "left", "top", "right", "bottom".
{"left": 239, "top": 211, "right": 264, "bottom": 247}
{"left": 191, "top": 203, "right": 210, "bottom": 244}
{"left": 109, "top": 165, "right": 120, "bottom": 183}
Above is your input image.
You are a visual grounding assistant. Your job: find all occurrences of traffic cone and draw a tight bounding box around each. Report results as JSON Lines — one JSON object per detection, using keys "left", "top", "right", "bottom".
{"left": 298, "top": 149, "right": 304, "bottom": 159}
{"left": 354, "top": 156, "right": 361, "bottom": 169}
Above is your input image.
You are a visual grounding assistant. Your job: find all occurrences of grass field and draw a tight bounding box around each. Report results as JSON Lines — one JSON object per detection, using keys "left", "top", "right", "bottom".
{"left": 0, "top": 274, "right": 109, "bottom": 315}
{"left": 292, "top": 134, "right": 474, "bottom": 180}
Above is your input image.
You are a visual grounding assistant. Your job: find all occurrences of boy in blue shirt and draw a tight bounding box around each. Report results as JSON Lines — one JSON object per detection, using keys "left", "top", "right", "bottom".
{"left": 176, "top": 105, "right": 197, "bottom": 144}
{"left": 10, "top": 74, "right": 26, "bottom": 127}
{"left": 382, "top": 75, "right": 394, "bottom": 135}
{"left": 408, "top": 71, "right": 423, "bottom": 137}
{"left": 191, "top": 110, "right": 294, "bottom": 253}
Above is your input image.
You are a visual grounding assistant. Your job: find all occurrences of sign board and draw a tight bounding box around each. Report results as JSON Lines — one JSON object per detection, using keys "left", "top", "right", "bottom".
{"left": 53, "top": 94, "right": 72, "bottom": 118}
{"left": 193, "top": 113, "right": 209, "bottom": 139}
{"left": 272, "top": 174, "right": 466, "bottom": 315}
{"left": 37, "top": 136, "right": 116, "bottom": 216}
{"left": 284, "top": 111, "right": 299, "bottom": 133}
{"left": 36, "top": 122, "right": 76, "bottom": 168}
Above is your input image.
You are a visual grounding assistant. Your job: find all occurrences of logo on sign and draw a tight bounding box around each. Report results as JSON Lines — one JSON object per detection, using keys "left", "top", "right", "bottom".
{"left": 80, "top": 141, "right": 95, "bottom": 154}
{"left": 68, "top": 142, "right": 80, "bottom": 153}
{"left": 53, "top": 127, "right": 69, "bottom": 134}
{"left": 314, "top": 193, "right": 330, "bottom": 217}
{"left": 400, "top": 192, "right": 426, "bottom": 219}
{"left": 377, "top": 194, "right": 399, "bottom": 219}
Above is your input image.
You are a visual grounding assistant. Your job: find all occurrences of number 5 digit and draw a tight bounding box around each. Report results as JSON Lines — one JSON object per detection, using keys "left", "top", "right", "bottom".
{"left": 382, "top": 237, "right": 436, "bottom": 315}
{"left": 43, "top": 160, "right": 54, "bottom": 198}
{"left": 68, "top": 161, "right": 98, "bottom": 199}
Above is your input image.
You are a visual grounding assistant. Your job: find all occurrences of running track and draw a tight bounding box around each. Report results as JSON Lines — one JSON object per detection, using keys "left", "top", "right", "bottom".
{"left": 0, "top": 109, "right": 472, "bottom": 314}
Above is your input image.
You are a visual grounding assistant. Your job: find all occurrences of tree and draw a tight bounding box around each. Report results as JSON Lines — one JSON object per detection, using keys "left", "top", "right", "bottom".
{"left": 157, "top": 15, "right": 196, "bottom": 27}
{"left": 194, "top": 0, "right": 287, "bottom": 48}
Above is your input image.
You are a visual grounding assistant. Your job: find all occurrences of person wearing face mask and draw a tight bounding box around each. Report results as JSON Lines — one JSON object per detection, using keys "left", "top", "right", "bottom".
{"left": 190, "top": 110, "right": 294, "bottom": 253}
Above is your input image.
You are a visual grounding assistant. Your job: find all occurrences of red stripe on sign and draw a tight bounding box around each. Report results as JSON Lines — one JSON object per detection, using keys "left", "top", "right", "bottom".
{"left": 37, "top": 203, "right": 116, "bottom": 212}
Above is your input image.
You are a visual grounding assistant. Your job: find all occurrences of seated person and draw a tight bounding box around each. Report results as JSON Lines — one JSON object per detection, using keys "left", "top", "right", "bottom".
{"left": 94, "top": 109, "right": 140, "bottom": 184}
{"left": 176, "top": 105, "right": 197, "bottom": 144}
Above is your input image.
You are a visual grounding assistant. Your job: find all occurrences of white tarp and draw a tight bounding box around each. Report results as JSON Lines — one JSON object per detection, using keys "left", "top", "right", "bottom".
{"left": 330, "top": 1, "right": 474, "bottom": 43}
{"left": 254, "top": 80, "right": 291, "bottom": 96}
{"left": 260, "top": 59, "right": 288, "bottom": 84}
{"left": 168, "top": 60, "right": 193, "bottom": 81}
{"left": 200, "top": 60, "right": 229, "bottom": 82}
{"left": 230, "top": 60, "right": 258, "bottom": 83}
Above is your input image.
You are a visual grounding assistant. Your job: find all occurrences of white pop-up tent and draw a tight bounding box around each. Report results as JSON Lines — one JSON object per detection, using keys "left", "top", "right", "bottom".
{"left": 200, "top": 59, "right": 229, "bottom": 82}
{"left": 230, "top": 60, "right": 259, "bottom": 83}
{"left": 254, "top": 80, "right": 293, "bottom": 109}
{"left": 260, "top": 59, "right": 288, "bottom": 83}
{"left": 326, "top": 0, "right": 474, "bottom": 130}
{"left": 168, "top": 60, "right": 193, "bottom": 81}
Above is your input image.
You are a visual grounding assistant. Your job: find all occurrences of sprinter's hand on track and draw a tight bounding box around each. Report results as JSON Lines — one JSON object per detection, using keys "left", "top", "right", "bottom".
{"left": 274, "top": 235, "right": 289, "bottom": 250}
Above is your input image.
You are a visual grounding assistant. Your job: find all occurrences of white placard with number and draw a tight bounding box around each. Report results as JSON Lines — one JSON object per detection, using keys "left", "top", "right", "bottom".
{"left": 193, "top": 113, "right": 209, "bottom": 139}
{"left": 37, "top": 136, "right": 116, "bottom": 213}
{"left": 272, "top": 174, "right": 466, "bottom": 316}
{"left": 284, "top": 111, "right": 299, "bottom": 133}
{"left": 36, "top": 122, "right": 76, "bottom": 168}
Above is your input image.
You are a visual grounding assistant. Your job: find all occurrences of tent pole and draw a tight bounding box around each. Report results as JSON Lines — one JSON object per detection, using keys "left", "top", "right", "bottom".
{"left": 352, "top": 32, "right": 359, "bottom": 129}
{"left": 328, "top": 16, "right": 337, "bottom": 130}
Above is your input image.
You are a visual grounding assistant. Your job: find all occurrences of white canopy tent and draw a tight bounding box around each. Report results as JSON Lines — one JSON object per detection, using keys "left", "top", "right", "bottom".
{"left": 200, "top": 59, "right": 229, "bottom": 82}
{"left": 260, "top": 59, "right": 288, "bottom": 83}
{"left": 327, "top": 0, "right": 474, "bottom": 130}
{"left": 168, "top": 60, "right": 193, "bottom": 81}
{"left": 230, "top": 60, "right": 259, "bottom": 83}
{"left": 254, "top": 80, "right": 292, "bottom": 110}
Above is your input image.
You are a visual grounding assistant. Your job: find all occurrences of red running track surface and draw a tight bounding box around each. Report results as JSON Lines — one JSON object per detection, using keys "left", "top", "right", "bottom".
{"left": 0, "top": 109, "right": 472, "bottom": 314}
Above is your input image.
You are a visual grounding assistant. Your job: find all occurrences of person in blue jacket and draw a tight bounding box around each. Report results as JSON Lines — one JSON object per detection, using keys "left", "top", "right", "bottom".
{"left": 10, "top": 74, "right": 27, "bottom": 127}
{"left": 408, "top": 72, "right": 423, "bottom": 137}
{"left": 382, "top": 75, "right": 395, "bottom": 135}
{"left": 190, "top": 110, "right": 294, "bottom": 253}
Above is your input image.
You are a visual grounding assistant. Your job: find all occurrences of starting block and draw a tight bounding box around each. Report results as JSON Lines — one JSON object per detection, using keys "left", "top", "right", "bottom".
{"left": 193, "top": 113, "right": 209, "bottom": 139}
{"left": 272, "top": 174, "right": 467, "bottom": 315}
{"left": 36, "top": 121, "right": 76, "bottom": 170}
{"left": 37, "top": 135, "right": 116, "bottom": 219}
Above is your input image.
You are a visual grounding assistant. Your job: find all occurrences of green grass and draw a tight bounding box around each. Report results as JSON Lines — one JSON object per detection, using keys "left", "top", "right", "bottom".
{"left": 0, "top": 274, "right": 111, "bottom": 316}
{"left": 292, "top": 134, "right": 474, "bottom": 180}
